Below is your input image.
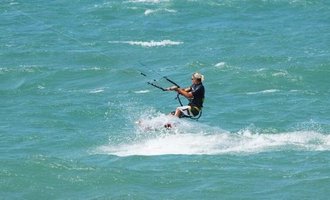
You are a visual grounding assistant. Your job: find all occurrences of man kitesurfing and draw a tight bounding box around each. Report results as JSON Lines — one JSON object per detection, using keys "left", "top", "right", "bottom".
{"left": 138, "top": 69, "right": 205, "bottom": 129}
{"left": 167, "top": 72, "right": 205, "bottom": 118}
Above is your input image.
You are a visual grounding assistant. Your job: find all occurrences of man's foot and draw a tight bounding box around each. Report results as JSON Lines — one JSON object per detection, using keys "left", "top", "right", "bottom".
{"left": 164, "top": 123, "right": 172, "bottom": 129}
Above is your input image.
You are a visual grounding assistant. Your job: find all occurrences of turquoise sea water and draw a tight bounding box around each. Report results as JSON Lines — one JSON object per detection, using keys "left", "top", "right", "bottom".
{"left": 1, "top": 0, "right": 330, "bottom": 199}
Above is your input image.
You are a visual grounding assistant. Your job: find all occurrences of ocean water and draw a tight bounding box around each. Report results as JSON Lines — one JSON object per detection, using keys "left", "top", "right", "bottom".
{"left": 1, "top": 0, "right": 330, "bottom": 199}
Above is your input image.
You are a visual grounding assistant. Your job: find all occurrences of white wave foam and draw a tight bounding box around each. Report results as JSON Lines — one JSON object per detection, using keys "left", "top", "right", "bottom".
{"left": 109, "top": 40, "right": 183, "bottom": 47}
{"left": 144, "top": 9, "right": 156, "bottom": 15}
{"left": 94, "top": 111, "right": 330, "bottom": 157}
{"left": 89, "top": 88, "right": 104, "bottom": 94}
{"left": 214, "top": 62, "right": 226, "bottom": 68}
{"left": 134, "top": 90, "right": 150, "bottom": 94}
{"left": 144, "top": 8, "right": 177, "bottom": 15}
{"left": 247, "top": 89, "right": 280, "bottom": 95}
{"left": 37, "top": 85, "right": 45, "bottom": 90}
{"left": 128, "top": 0, "right": 169, "bottom": 3}
{"left": 82, "top": 67, "right": 102, "bottom": 71}
{"left": 272, "top": 71, "right": 288, "bottom": 77}
{"left": 96, "top": 129, "right": 330, "bottom": 157}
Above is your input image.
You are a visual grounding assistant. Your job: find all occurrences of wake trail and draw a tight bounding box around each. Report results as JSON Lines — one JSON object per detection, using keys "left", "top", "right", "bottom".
{"left": 95, "top": 114, "right": 330, "bottom": 157}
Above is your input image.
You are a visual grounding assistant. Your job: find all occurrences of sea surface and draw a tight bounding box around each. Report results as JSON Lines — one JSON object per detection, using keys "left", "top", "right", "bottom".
{"left": 1, "top": 0, "right": 330, "bottom": 199}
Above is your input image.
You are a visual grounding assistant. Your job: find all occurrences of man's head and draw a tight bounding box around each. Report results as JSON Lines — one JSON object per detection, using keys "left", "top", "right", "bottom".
{"left": 192, "top": 72, "right": 204, "bottom": 83}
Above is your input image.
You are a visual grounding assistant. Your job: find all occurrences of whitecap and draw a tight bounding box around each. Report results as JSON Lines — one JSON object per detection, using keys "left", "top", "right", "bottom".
{"left": 109, "top": 40, "right": 183, "bottom": 47}
{"left": 128, "top": 0, "right": 169, "bottom": 3}
{"left": 89, "top": 88, "right": 104, "bottom": 94}
{"left": 127, "top": 40, "right": 182, "bottom": 47}
{"left": 272, "top": 70, "right": 288, "bottom": 77}
{"left": 247, "top": 89, "right": 280, "bottom": 95}
{"left": 134, "top": 90, "right": 150, "bottom": 94}
{"left": 144, "top": 9, "right": 156, "bottom": 15}
{"left": 144, "top": 8, "right": 177, "bottom": 15}
{"left": 214, "top": 62, "right": 226, "bottom": 69}
{"left": 82, "top": 67, "right": 102, "bottom": 71}
{"left": 37, "top": 85, "right": 45, "bottom": 90}
{"left": 215, "top": 62, "right": 226, "bottom": 67}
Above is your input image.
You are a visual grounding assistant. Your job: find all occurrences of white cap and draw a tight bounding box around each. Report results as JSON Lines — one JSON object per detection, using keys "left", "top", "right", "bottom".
{"left": 192, "top": 72, "right": 204, "bottom": 82}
